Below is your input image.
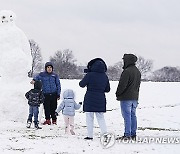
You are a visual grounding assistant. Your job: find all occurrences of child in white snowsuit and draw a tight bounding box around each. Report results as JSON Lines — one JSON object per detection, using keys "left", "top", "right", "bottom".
{"left": 25, "top": 80, "right": 44, "bottom": 129}
{"left": 55, "top": 89, "right": 81, "bottom": 135}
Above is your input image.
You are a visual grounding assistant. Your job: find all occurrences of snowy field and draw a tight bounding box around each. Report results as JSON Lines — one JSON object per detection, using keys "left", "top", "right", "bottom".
{"left": 0, "top": 79, "right": 180, "bottom": 154}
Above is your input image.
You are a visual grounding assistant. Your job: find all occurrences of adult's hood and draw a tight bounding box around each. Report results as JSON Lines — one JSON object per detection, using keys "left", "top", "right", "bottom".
{"left": 63, "top": 89, "right": 75, "bottom": 99}
{"left": 122, "top": 54, "right": 137, "bottom": 69}
{"left": 90, "top": 60, "right": 107, "bottom": 73}
{"left": 86, "top": 58, "right": 107, "bottom": 72}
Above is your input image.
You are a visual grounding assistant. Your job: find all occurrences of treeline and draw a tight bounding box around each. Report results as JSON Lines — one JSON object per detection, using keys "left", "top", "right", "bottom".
{"left": 28, "top": 39, "right": 180, "bottom": 82}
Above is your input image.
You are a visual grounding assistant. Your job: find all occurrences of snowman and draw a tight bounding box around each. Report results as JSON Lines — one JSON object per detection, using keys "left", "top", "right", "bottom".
{"left": 0, "top": 10, "right": 32, "bottom": 82}
{"left": 0, "top": 10, "right": 32, "bottom": 122}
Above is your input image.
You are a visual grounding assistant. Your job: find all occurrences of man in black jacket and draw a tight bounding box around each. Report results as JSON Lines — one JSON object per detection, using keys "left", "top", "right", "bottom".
{"left": 116, "top": 54, "right": 141, "bottom": 141}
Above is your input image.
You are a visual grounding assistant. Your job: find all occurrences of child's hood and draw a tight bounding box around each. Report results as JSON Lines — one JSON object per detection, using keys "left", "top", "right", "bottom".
{"left": 63, "top": 89, "right": 75, "bottom": 99}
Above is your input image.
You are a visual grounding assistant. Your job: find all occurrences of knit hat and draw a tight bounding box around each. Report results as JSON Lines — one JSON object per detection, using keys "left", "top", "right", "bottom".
{"left": 34, "top": 80, "right": 42, "bottom": 90}
{"left": 45, "top": 62, "right": 53, "bottom": 71}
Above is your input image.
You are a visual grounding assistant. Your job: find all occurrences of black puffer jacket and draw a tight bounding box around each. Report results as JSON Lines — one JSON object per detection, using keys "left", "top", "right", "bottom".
{"left": 116, "top": 54, "right": 141, "bottom": 101}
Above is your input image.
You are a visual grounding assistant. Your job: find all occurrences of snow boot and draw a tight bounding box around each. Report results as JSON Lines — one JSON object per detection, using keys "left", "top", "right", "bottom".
{"left": 52, "top": 119, "right": 57, "bottom": 125}
{"left": 26, "top": 121, "right": 32, "bottom": 128}
{"left": 70, "top": 129, "right": 75, "bottom": 135}
{"left": 43, "top": 119, "right": 51, "bottom": 125}
{"left": 35, "top": 123, "right": 42, "bottom": 129}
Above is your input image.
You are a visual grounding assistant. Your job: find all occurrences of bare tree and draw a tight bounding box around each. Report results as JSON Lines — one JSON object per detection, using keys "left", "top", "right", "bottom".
{"left": 107, "top": 61, "right": 123, "bottom": 81}
{"left": 136, "top": 56, "right": 153, "bottom": 79}
{"left": 29, "top": 39, "right": 43, "bottom": 77}
{"left": 152, "top": 66, "right": 180, "bottom": 82}
{"left": 50, "top": 49, "right": 80, "bottom": 79}
{"left": 106, "top": 56, "right": 153, "bottom": 81}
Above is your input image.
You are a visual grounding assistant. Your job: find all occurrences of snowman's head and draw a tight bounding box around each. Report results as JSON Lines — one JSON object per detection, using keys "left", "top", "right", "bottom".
{"left": 0, "top": 10, "right": 16, "bottom": 26}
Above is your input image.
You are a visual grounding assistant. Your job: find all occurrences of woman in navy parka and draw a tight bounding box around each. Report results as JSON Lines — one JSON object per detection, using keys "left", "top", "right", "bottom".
{"left": 79, "top": 58, "right": 110, "bottom": 140}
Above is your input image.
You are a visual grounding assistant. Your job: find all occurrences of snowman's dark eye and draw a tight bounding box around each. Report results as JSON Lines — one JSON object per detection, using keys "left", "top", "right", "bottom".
{"left": 10, "top": 15, "right": 12, "bottom": 18}
{"left": 2, "top": 16, "right": 5, "bottom": 19}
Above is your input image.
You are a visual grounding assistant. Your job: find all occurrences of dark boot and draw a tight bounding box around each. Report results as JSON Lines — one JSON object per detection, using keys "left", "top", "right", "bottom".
{"left": 34, "top": 122, "right": 42, "bottom": 129}
{"left": 43, "top": 119, "right": 51, "bottom": 125}
{"left": 26, "top": 120, "right": 32, "bottom": 128}
{"left": 52, "top": 119, "right": 57, "bottom": 125}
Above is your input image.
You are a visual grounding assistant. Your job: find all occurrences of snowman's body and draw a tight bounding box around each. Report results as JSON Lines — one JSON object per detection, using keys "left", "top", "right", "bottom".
{"left": 0, "top": 10, "right": 31, "bottom": 81}
{"left": 0, "top": 10, "right": 32, "bottom": 122}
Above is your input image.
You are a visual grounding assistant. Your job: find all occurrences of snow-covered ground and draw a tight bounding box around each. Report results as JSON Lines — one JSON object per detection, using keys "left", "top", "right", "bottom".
{"left": 0, "top": 79, "right": 180, "bottom": 154}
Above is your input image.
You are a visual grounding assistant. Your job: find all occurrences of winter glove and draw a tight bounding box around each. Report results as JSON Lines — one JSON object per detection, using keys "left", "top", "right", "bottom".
{"left": 55, "top": 112, "right": 59, "bottom": 116}
{"left": 79, "top": 102, "right": 82, "bottom": 105}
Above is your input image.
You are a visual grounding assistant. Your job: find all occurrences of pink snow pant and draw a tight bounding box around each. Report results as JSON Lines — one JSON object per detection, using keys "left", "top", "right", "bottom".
{"left": 63, "top": 115, "right": 74, "bottom": 133}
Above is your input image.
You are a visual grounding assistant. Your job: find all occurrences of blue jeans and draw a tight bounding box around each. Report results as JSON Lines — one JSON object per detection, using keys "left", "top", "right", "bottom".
{"left": 120, "top": 100, "right": 138, "bottom": 137}
{"left": 27, "top": 105, "right": 39, "bottom": 124}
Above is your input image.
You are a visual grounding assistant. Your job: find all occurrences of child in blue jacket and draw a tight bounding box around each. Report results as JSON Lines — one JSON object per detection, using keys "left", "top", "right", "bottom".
{"left": 56, "top": 89, "right": 82, "bottom": 135}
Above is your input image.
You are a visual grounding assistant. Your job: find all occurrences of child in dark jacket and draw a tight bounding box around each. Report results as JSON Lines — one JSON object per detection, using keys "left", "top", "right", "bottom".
{"left": 25, "top": 80, "right": 44, "bottom": 129}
